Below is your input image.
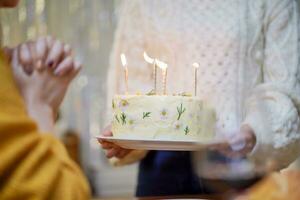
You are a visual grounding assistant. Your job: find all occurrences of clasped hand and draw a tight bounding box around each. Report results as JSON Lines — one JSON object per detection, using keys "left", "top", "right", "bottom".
{"left": 6, "top": 36, "right": 81, "bottom": 132}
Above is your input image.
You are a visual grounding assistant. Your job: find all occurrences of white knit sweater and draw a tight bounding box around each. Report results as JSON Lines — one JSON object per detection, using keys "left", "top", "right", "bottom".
{"left": 107, "top": 0, "right": 300, "bottom": 168}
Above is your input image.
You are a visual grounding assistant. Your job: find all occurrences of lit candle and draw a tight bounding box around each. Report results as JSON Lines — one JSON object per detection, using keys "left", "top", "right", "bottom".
{"left": 143, "top": 51, "right": 157, "bottom": 93}
{"left": 120, "top": 53, "right": 129, "bottom": 94}
{"left": 156, "top": 59, "right": 168, "bottom": 95}
{"left": 193, "top": 62, "right": 200, "bottom": 96}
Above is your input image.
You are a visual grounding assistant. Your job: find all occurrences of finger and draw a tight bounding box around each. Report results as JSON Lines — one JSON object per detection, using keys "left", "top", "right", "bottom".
{"left": 228, "top": 132, "right": 255, "bottom": 156}
{"left": 100, "top": 142, "right": 115, "bottom": 150}
{"left": 208, "top": 142, "right": 230, "bottom": 152}
{"left": 69, "top": 60, "right": 82, "bottom": 79}
{"left": 101, "top": 145, "right": 113, "bottom": 150}
{"left": 116, "top": 149, "right": 131, "bottom": 159}
{"left": 115, "top": 150, "right": 125, "bottom": 158}
{"left": 228, "top": 134, "right": 246, "bottom": 152}
{"left": 12, "top": 49, "right": 27, "bottom": 80}
{"left": 224, "top": 145, "right": 249, "bottom": 158}
{"left": 35, "top": 37, "right": 48, "bottom": 70}
{"left": 19, "top": 44, "right": 31, "bottom": 65}
{"left": 242, "top": 143, "right": 255, "bottom": 155}
{"left": 98, "top": 139, "right": 106, "bottom": 144}
{"left": 102, "top": 125, "right": 113, "bottom": 137}
{"left": 245, "top": 131, "right": 256, "bottom": 146}
{"left": 46, "top": 40, "right": 64, "bottom": 68}
{"left": 28, "top": 41, "right": 38, "bottom": 67}
{"left": 46, "top": 36, "right": 55, "bottom": 49}
{"left": 63, "top": 44, "right": 72, "bottom": 56}
{"left": 106, "top": 148, "right": 121, "bottom": 159}
{"left": 99, "top": 138, "right": 110, "bottom": 144}
{"left": 12, "top": 48, "right": 20, "bottom": 71}
{"left": 241, "top": 124, "right": 256, "bottom": 142}
{"left": 54, "top": 56, "right": 74, "bottom": 76}
{"left": 115, "top": 150, "right": 126, "bottom": 158}
{"left": 209, "top": 142, "right": 242, "bottom": 158}
{"left": 99, "top": 138, "right": 116, "bottom": 146}
{"left": 19, "top": 44, "right": 33, "bottom": 74}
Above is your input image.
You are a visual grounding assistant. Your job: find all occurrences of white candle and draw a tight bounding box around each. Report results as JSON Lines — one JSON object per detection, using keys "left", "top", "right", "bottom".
{"left": 156, "top": 59, "right": 168, "bottom": 95}
{"left": 120, "top": 53, "right": 129, "bottom": 94}
{"left": 153, "top": 60, "right": 157, "bottom": 93}
{"left": 143, "top": 51, "right": 157, "bottom": 93}
{"left": 193, "top": 62, "right": 200, "bottom": 96}
{"left": 162, "top": 67, "right": 167, "bottom": 95}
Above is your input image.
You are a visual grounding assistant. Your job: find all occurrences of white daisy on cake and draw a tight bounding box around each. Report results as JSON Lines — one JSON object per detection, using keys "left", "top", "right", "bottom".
{"left": 160, "top": 108, "right": 169, "bottom": 120}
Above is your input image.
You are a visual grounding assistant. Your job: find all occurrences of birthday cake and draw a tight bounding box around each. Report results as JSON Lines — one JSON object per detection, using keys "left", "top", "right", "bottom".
{"left": 111, "top": 94, "right": 216, "bottom": 141}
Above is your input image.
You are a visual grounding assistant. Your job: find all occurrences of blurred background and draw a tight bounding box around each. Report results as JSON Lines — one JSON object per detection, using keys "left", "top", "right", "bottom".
{"left": 2, "top": 0, "right": 300, "bottom": 199}
{"left": 1, "top": 0, "right": 138, "bottom": 198}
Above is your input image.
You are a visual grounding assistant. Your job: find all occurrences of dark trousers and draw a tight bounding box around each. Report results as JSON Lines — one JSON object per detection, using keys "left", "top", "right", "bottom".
{"left": 136, "top": 150, "right": 249, "bottom": 197}
{"left": 136, "top": 151, "right": 211, "bottom": 197}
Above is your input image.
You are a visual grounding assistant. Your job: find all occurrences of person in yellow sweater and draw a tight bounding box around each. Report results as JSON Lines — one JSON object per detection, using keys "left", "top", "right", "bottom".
{"left": 0, "top": 0, "right": 90, "bottom": 199}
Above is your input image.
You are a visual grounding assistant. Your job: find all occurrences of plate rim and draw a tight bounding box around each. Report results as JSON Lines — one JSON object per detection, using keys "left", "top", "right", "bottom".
{"left": 96, "top": 135, "right": 226, "bottom": 145}
{"left": 96, "top": 135, "right": 228, "bottom": 151}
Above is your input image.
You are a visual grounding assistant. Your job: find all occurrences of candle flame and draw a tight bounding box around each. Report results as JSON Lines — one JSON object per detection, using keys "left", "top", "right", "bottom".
{"left": 143, "top": 51, "right": 154, "bottom": 63}
{"left": 192, "top": 62, "right": 200, "bottom": 68}
{"left": 120, "top": 53, "right": 127, "bottom": 67}
{"left": 156, "top": 59, "right": 168, "bottom": 70}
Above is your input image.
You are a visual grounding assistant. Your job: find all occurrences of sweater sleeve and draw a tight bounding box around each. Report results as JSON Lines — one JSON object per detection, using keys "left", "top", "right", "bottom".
{"left": 105, "top": 0, "right": 150, "bottom": 166}
{"left": 0, "top": 50, "right": 90, "bottom": 199}
{"left": 244, "top": 0, "right": 300, "bottom": 169}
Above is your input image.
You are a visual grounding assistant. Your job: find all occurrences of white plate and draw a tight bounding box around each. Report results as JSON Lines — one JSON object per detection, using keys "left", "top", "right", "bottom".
{"left": 97, "top": 136, "right": 228, "bottom": 151}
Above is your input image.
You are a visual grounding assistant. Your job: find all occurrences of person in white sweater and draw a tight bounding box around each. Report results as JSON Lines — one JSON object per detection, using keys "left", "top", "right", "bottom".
{"left": 101, "top": 0, "right": 300, "bottom": 196}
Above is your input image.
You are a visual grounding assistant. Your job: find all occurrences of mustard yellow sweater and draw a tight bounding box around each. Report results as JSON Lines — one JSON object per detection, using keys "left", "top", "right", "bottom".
{"left": 0, "top": 50, "right": 90, "bottom": 199}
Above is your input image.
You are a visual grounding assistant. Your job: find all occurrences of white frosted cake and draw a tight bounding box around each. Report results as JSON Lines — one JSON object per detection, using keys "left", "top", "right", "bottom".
{"left": 111, "top": 95, "right": 216, "bottom": 141}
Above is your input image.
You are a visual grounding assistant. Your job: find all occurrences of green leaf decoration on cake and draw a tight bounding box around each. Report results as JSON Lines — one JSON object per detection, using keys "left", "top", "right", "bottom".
{"left": 177, "top": 103, "right": 186, "bottom": 120}
{"left": 146, "top": 89, "right": 156, "bottom": 96}
{"left": 114, "top": 114, "right": 120, "bottom": 123}
{"left": 143, "top": 112, "right": 151, "bottom": 119}
{"left": 160, "top": 109, "right": 168, "bottom": 119}
{"left": 112, "top": 100, "right": 116, "bottom": 109}
{"left": 120, "top": 112, "right": 127, "bottom": 125}
{"left": 184, "top": 126, "right": 190, "bottom": 135}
